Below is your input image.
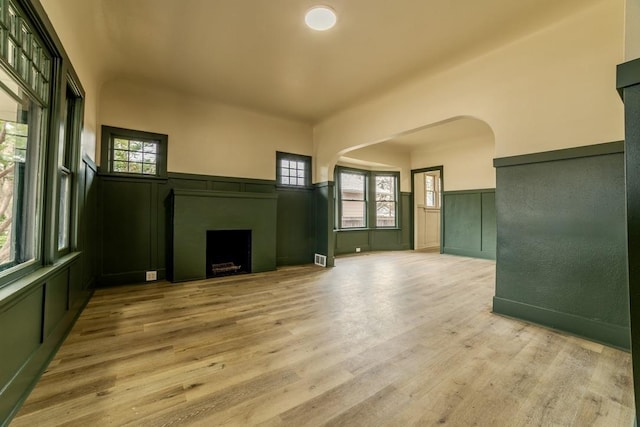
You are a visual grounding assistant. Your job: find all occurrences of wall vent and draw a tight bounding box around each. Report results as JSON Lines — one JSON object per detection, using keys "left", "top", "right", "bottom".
{"left": 314, "top": 253, "right": 327, "bottom": 267}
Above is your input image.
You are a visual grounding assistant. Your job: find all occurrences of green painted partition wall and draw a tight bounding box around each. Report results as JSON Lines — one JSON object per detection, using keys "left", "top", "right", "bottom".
{"left": 442, "top": 189, "right": 496, "bottom": 259}
{"left": 98, "top": 172, "right": 317, "bottom": 286}
{"left": 493, "top": 142, "right": 629, "bottom": 349}
{"left": 334, "top": 193, "right": 411, "bottom": 255}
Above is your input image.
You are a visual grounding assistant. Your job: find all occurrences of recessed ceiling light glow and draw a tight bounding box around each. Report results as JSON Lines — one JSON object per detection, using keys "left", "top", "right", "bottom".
{"left": 305, "top": 6, "right": 337, "bottom": 31}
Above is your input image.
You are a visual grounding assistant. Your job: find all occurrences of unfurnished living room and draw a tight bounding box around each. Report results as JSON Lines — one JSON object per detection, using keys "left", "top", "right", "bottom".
{"left": 1, "top": 0, "right": 639, "bottom": 425}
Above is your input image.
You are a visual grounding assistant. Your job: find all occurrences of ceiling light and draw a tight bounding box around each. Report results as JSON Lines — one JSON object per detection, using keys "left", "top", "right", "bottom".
{"left": 305, "top": 6, "right": 337, "bottom": 31}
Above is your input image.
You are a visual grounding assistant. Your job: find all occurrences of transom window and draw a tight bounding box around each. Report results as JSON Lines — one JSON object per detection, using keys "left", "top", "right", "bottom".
{"left": 276, "top": 151, "right": 311, "bottom": 187}
{"left": 112, "top": 138, "right": 158, "bottom": 175}
{"left": 336, "top": 167, "right": 399, "bottom": 229}
{"left": 101, "top": 126, "right": 168, "bottom": 178}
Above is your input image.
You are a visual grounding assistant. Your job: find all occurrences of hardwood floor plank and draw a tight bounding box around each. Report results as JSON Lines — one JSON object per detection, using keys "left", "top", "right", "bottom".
{"left": 10, "top": 251, "right": 634, "bottom": 426}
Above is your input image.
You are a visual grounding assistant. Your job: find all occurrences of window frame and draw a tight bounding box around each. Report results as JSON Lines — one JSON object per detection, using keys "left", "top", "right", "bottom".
{"left": 335, "top": 166, "right": 400, "bottom": 230}
{"left": 56, "top": 79, "right": 83, "bottom": 255}
{"left": 424, "top": 173, "right": 441, "bottom": 209}
{"left": 100, "top": 125, "right": 168, "bottom": 179}
{"left": 276, "top": 151, "right": 311, "bottom": 189}
{"left": 0, "top": 0, "right": 58, "bottom": 287}
{"left": 374, "top": 173, "right": 398, "bottom": 228}
{"left": 337, "top": 168, "right": 368, "bottom": 229}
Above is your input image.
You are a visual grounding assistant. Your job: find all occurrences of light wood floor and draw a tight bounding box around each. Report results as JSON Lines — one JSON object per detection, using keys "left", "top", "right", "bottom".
{"left": 12, "top": 251, "right": 634, "bottom": 426}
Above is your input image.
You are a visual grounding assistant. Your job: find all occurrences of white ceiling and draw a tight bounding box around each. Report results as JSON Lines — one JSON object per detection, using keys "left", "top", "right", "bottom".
{"left": 45, "top": 0, "right": 599, "bottom": 123}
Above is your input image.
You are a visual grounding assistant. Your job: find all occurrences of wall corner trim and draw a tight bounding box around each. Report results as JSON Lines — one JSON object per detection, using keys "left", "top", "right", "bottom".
{"left": 493, "top": 141, "right": 624, "bottom": 168}
{"left": 617, "top": 57, "right": 640, "bottom": 98}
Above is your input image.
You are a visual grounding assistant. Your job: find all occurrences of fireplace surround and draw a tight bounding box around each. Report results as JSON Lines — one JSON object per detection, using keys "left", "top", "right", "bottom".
{"left": 168, "top": 189, "right": 277, "bottom": 282}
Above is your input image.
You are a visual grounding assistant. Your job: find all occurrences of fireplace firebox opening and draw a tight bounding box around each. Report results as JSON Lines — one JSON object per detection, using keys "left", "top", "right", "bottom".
{"left": 206, "top": 230, "right": 251, "bottom": 278}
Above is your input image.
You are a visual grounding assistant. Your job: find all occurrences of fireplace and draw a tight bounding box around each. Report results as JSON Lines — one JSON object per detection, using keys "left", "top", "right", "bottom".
{"left": 169, "top": 189, "right": 276, "bottom": 282}
{"left": 206, "top": 230, "right": 251, "bottom": 278}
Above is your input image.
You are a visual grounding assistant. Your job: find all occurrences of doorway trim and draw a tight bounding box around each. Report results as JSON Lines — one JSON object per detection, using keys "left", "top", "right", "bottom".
{"left": 410, "top": 165, "right": 444, "bottom": 252}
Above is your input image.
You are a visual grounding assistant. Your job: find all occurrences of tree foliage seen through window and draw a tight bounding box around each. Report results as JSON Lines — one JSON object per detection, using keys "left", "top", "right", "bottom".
{"left": 0, "top": 120, "right": 27, "bottom": 264}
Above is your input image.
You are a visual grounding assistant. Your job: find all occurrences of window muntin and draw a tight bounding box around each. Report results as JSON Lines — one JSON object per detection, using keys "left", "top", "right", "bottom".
{"left": 276, "top": 152, "right": 311, "bottom": 187}
{"left": 340, "top": 171, "right": 366, "bottom": 228}
{"left": 0, "top": 77, "right": 44, "bottom": 272}
{"left": 112, "top": 137, "right": 158, "bottom": 175}
{"left": 58, "top": 85, "right": 81, "bottom": 251}
{"left": 375, "top": 175, "right": 397, "bottom": 227}
{"left": 0, "top": 0, "right": 51, "bottom": 104}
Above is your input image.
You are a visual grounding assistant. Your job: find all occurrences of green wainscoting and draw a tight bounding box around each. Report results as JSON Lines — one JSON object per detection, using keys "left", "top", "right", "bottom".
{"left": 442, "top": 189, "right": 496, "bottom": 260}
{"left": 617, "top": 56, "right": 640, "bottom": 423}
{"left": 314, "top": 182, "right": 335, "bottom": 266}
{"left": 493, "top": 141, "right": 629, "bottom": 349}
{"left": 334, "top": 193, "right": 411, "bottom": 255}
{"left": 0, "top": 156, "right": 97, "bottom": 425}
{"left": 98, "top": 172, "right": 317, "bottom": 286}
{"left": 277, "top": 187, "right": 315, "bottom": 266}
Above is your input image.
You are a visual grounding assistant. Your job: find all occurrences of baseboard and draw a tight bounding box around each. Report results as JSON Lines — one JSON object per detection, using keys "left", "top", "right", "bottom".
{"left": 98, "top": 268, "right": 167, "bottom": 287}
{"left": 493, "top": 296, "right": 630, "bottom": 350}
{"left": 443, "top": 247, "right": 496, "bottom": 260}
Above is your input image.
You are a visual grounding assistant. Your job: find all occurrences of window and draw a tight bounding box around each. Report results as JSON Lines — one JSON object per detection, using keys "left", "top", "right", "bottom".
{"left": 0, "top": 65, "right": 45, "bottom": 272}
{"left": 101, "top": 126, "right": 168, "bottom": 178}
{"left": 375, "top": 175, "right": 397, "bottom": 227}
{"left": 58, "top": 84, "right": 82, "bottom": 251}
{"left": 425, "top": 173, "right": 441, "bottom": 208}
{"left": 276, "top": 151, "right": 311, "bottom": 187}
{"left": 340, "top": 171, "right": 366, "bottom": 228}
{"left": 336, "top": 167, "right": 399, "bottom": 229}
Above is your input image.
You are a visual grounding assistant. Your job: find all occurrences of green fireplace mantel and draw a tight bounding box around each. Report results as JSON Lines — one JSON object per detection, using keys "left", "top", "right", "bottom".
{"left": 168, "top": 189, "right": 278, "bottom": 282}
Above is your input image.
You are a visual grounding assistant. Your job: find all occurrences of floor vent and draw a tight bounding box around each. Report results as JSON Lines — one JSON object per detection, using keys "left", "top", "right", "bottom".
{"left": 314, "top": 253, "right": 327, "bottom": 267}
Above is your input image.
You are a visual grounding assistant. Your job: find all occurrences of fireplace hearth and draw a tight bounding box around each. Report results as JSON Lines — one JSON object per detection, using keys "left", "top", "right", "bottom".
{"left": 206, "top": 230, "right": 251, "bottom": 278}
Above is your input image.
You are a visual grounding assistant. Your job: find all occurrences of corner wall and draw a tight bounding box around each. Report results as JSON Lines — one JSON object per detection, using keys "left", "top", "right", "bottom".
{"left": 493, "top": 142, "right": 629, "bottom": 349}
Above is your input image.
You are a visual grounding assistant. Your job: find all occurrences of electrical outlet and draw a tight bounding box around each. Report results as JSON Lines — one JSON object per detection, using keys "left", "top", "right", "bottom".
{"left": 355, "top": 247, "right": 361, "bottom": 253}
{"left": 145, "top": 271, "right": 157, "bottom": 281}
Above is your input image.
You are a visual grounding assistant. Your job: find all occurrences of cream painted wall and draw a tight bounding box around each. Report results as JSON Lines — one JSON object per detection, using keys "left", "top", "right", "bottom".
{"left": 411, "top": 136, "right": 496, "bottom": 192}
{"left": 41, "top": 0, "right": 111, "bottom": 161}
{"left": 99, "top": 79, "right": 313, "bottom": 180}
{"left": 337, "top": 143, "right": 412, "bottom": 191}
{"left": 625, "top": 0, "right": 640, "bottom": 59}
{"left": 313, "top": 0, "right": 624, "bottom": 182}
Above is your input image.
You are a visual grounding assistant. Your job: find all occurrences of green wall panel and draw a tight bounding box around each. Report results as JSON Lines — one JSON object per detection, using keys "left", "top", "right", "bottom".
{"left": 100, "top": 179, "right": 152, "bottom": 277}
{"left": 0, "top": 287, "right": 43, "bottom": 393}
{"left": 170, "top": 190, "right": 278, "bottom": 282}
{"left": 211, "top": 181, "right": 241, "bottom": 192}
{"left": 442, "top": 189, "right": 495, "bottom": 259}
{"left": 335, "top": 230, "right": 370, "bottom": 254}
{"left": 276, "top": 188, "right": 315, "bottom": 265}
{"left": 444, "top": 193, "right": 482, "bottom": 252}
{"left": 494, "top": 147, "right": 628, "bottom": 348}
{"left": 43, "top": 271, "right": 69, "bottom": 338}
{"left": 81, "top": 160, "right": 98, "bottom": 289}
{"left": 334, "top": 192, "right": 411, "bottom": 255}
{"left": 314, "top": 182, "right": 335, "bottom": 266}
{"left": 481, "top": 192, "right": 497, "bottom": 256}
